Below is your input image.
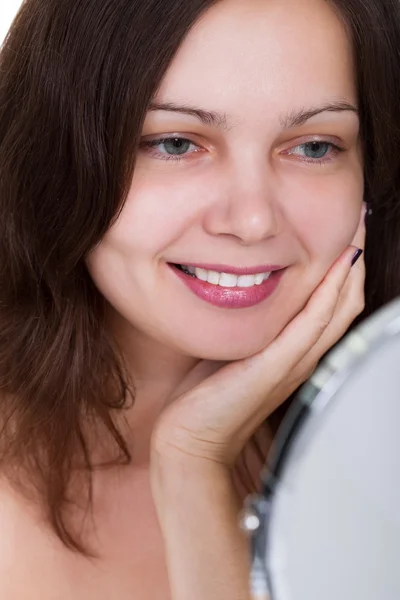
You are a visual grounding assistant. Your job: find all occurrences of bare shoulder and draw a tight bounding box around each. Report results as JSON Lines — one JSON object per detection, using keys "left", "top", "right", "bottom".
{"left": 0, "top": 478, "right": 66, "bottom": 598}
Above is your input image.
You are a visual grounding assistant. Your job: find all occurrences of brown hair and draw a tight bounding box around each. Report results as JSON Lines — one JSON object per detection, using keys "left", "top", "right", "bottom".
{"left": 1, "top": 0, "right": 400, "bottom": 554}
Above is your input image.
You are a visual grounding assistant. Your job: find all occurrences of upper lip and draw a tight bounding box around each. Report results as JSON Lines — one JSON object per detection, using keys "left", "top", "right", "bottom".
{"left": 172, "top": 262, "right": 284, "bottom": 275}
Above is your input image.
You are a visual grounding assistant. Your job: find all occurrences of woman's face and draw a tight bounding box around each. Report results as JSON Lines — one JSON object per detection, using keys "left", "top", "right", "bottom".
{"left": 86, "top": 0, "right": 363, "bottom": 361}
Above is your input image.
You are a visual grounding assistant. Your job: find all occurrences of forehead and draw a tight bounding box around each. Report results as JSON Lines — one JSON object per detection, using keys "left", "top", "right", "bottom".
{"left": 156, "top": 0, "right": 355, "bottom": 121}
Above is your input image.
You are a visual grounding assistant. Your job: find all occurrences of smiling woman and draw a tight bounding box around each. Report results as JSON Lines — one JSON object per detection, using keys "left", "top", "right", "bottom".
{"left": 0, "top": 1, "right": 400, "bottom": 599}
{"left": 87, "top": 0, "right": 363, "bottom": 363}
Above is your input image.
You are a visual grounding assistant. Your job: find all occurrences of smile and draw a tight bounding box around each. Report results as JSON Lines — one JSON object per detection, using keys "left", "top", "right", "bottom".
{"left": 169, "top": 263, "right": 285, "bottom": 309}
{"left": 176, "top": 264, "right": 271, "bottom": 288}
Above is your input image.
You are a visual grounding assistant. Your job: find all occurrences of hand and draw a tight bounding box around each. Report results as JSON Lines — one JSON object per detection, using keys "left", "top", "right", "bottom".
{"left": 151, "top": 208, "right": 366, "bottom": 469}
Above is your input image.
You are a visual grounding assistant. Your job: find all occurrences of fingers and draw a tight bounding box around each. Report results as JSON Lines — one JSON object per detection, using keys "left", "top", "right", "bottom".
{"left": 352, "top": 202, "right": 367, "bottom": 251}
{"left": 347, "top": 202, "right": 366, "bottom": 274}
{"left": 252, "top": 245, "right": 359, "bottom": 379}
{"left": 292, "top": 204, "right": 366, "bottom": 384}
{"left": 332, "top": 206, "right": 366, "bottom": 310}
{"left": 201, "top": 240, "right": 361, "bottom": 410}
{"left": 215, "top": 242, "right": 362, "bottom": 448}
{"left": 283, "top": 201, "right": 366, "bottom": 361}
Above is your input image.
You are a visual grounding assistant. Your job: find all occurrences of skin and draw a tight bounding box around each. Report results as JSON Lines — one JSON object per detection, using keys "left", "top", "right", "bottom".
{"left": 0, "top": 0, "right": 365, "bottom": 598}
{"left": 87, "top": 0, "right": 362, "bottom": 411}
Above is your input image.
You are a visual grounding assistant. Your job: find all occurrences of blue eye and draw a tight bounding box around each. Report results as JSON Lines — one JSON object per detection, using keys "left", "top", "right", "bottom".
{"left": 140, "top": 137, "right": 200, "bottom": 160}
{"left": 304, "top": 142, "right": 330, "bottom": 158}
{"left": 289, "top": 141, "right": 337, "bottom": 161}
{"left": 159, "top": 138, "right": 193, "bottom": 155}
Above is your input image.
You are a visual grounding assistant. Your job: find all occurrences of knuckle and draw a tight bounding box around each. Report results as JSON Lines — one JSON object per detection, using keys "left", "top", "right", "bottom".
{"left": 354, "top": 298, "right": 366, "bottom": 316}
{"left": 305, "top": 362, "right": 319, "bottom": 380}
{"left": 152, "top": 425, "right": 213, "bottom": 462}
{"left": 290, "top": 362, "right": 318, "bottom": 390}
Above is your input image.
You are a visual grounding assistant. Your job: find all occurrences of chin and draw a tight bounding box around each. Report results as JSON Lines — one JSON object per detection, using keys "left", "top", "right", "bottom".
{"left": 167, "top": 318, "right": 286, "bottom": 362}
{"left": 187, "top": 337, "right": 274, "bottom": 362}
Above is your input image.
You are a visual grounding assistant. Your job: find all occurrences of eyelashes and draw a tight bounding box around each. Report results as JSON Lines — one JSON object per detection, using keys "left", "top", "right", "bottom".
{"left": 284, "top": 141, "right": 343, "bottom": 164}
{"left": 139, "top": 136, "right": 344, "bottom": 165}
{"left": 139, "top": 137, "right": 202, "bottom": 162}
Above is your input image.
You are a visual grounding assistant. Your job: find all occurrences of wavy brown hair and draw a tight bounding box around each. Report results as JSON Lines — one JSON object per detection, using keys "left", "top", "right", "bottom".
{"left": 1, "top": 0, "right": 400, "bottom": 554}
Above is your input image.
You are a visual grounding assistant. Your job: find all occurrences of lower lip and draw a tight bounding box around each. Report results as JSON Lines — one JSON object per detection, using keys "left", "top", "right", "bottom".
{"left": 168, "top": 265, "right": 285, "bottom": 309}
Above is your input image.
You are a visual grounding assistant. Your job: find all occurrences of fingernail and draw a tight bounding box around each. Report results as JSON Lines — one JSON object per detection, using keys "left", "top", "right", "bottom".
{"left": 351, "top": 248, "right": 363, "bottom": 267}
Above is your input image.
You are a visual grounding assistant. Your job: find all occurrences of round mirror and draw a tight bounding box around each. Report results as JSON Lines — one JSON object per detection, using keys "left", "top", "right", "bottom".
{"left": 246, "top": 298, "right": 400, "bottom": 600}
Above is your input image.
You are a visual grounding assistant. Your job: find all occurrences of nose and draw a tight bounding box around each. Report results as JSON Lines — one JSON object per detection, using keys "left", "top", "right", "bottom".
{"left": 203, "top": 158, "right": 283, "bottom": 246}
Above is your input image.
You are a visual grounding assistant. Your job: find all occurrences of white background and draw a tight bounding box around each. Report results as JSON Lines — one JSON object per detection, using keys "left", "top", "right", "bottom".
{"left": 0, "top": 1, "right": 24, "bottom": 47}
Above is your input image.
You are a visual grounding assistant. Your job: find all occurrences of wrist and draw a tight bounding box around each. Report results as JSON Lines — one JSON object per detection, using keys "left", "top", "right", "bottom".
{"left": 150, "top": 448, "right": 237, "bottom": 517}
{"left": 150, "top": 434, "right": 229, "bottom": 484}
{"left": 150, "top": 449, "right": 252, "bottom": 600}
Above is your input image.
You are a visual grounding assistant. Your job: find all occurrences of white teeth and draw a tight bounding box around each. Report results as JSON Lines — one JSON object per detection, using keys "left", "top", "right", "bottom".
{"left": 193, "top": 267, "right": 208, "bottom": 281}
{"left": 218, "top": 273, "right": 238, "bottom": 287}
{"left": 207, "top": 270, "right": 221, "bottom": 285}
{"left": 181, "top": 265, "right": 271, "bottom": 288}
{"left": 237, "top": 274, "right": 258, "bottom": 288}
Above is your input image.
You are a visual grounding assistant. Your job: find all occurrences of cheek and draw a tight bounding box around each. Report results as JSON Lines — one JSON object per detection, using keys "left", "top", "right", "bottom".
{"left": 282, "top": 166, "right": 363, "bottom": 263}
{"left": 112, "top": 168, "right": 214, "bottom": 255}
{"left": 299, "top": 201, "right": 360, "bottom": 258}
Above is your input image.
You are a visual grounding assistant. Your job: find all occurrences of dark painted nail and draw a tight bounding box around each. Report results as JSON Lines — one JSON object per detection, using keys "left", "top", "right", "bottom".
{"left": 351, "top": 248, "right": 363, "bottom": 267}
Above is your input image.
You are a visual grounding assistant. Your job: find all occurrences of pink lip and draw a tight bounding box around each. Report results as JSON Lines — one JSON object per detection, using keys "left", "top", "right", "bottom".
{"left": 168, "top": 264, "right": 285, "bottom": 309}
{"left": 175, "top": 263, "right": 284, "bottom": 276}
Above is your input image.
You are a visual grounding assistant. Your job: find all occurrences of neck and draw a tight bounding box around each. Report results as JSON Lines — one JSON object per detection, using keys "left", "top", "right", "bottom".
{"left": 106, "top": 308, "right": 226, "bottom": 466}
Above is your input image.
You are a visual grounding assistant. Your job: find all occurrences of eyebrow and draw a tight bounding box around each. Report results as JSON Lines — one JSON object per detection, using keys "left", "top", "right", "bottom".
{"left": 148, "top": 100, "right": 358, "bottom": 130}
{"left": 149, "top": 101, "right": 230, "bottom": 129}
{"left": 280, "top": 101, "right": 359, "bottom": 128}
